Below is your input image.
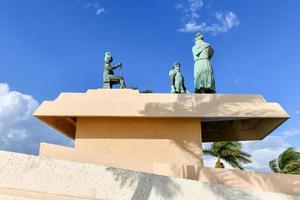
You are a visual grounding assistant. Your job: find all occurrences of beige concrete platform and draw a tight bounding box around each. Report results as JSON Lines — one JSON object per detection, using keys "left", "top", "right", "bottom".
{"left": 34, "top": 89, "right": 289, "bottom": 142}
{"left": 1, "top": 151, "right": 299, "bottom": 199}
{"left": 33, "top": 89, "right": 290, "bottom": 180}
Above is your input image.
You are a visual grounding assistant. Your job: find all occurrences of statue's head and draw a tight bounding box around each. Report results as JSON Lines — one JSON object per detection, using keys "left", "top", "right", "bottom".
{"left": 104, "top": 52, "right": 113, "bottom": 63}
{"left": 173, "top": 62, "right": 181, "bottom": 71}
{"left": 195, "top": 32, "right": 204, "bottom": 41}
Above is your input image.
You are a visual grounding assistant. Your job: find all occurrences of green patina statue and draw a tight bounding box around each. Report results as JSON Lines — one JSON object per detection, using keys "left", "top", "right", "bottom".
{"left": 103, "top": 52, "right": 126, "bottom": 89}
{"left": 192, "top": 32, "right": 216, "bottom": 93}
{"left": 169, "top": 62, "right": 187, "bottom": 93}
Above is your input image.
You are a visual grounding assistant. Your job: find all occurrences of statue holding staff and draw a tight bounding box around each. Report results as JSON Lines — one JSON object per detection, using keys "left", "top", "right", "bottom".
{"left": 102, "top": 52, "right": 126, "bottom": 89}
{"left": 192, "top": 33, "right": 216, "bottom": 93}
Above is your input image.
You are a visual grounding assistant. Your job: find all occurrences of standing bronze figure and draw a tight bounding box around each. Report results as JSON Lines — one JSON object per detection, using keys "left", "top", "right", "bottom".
{"left": 169, "top": 62, "right": 187, "bottom": 93}
{"left": 192, "top": 33, "right": 216, "bottom": 93}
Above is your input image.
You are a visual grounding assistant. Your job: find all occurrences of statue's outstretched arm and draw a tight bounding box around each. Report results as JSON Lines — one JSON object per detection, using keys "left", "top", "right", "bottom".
{"left": 112, "top": 63, "right": 122, "bottom": 70}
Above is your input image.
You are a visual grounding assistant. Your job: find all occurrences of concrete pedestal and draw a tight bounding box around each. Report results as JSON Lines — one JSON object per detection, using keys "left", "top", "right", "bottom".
{"left": 41, "top": 117, "right": 203, "bottom": 178}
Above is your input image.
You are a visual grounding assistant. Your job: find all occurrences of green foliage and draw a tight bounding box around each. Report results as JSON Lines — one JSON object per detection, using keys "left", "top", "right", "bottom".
{"left": 140, "top": 89, "right": 153, "bottom": 93}
{"left": 269, "top": 147, "right": 300, "bottom": 175}
{"left": 129, "top": 86, "right": 138, "bottom": 90}
{"left": 128, "top": 86, "right": 153, "bottom": 93}
{"left": 203, "top": 141, "right": 252, "bottom": 170}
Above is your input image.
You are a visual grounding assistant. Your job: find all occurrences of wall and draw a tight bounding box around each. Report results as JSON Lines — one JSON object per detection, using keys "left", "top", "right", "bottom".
{"left": 0, "top": 151, "right": 299, "bottom": 200}
{"left": 75, "top": 117, "right": 203, "bottom": 167}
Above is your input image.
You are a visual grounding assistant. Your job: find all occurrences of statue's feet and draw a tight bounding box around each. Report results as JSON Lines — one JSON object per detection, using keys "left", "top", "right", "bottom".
{"left": 120, "top": 80, "right": 126, "bottom": 89}
{"left": 195, "top": 88, "right": 216, "bottom": 94}
{"left": 103, "top": 82, "right": 111, "bottom": 89}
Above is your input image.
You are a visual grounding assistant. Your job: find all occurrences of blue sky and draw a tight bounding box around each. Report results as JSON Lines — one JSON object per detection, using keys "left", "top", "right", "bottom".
{"left": 0, "top": 0, "right": 300, "bottom": 171}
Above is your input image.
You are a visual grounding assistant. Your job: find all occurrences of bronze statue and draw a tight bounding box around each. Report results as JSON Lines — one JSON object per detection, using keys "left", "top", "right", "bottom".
{"left": 192, "top": 33, "right": 216, "bottom": 93}
{"left": 169, "top": 62, "right": 187, "bottom": 93}
{"left": 103, "top": 52, "right": 126, "bottom": 89}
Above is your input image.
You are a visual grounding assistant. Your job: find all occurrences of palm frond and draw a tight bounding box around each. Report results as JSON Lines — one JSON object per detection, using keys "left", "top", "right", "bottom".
{"left": 269, "top": 159, "right": 280, "bottom": 173}
{"left": 235, "top": 154, "right": 252, "bottom": 164}
{"left": 221, "top": 149, "right": 241, "bottom": 157}
{"left": 203, "top": 149, "right": 216, "bottom": 157}
{"left": 278, "top": 147, "right": 300, "bottom": 172}
{"left": 223, "top": 156, "right": 244, "bottom": 170}
{"left": 288, "top": 171, "right": 300, "bottom": 175}
{"left": 240, "top": 151, "right": 251, "bottom": 158}
{"left": 206, "top": 141, "right": 252, "bottom": 170}
{"left": 282, "top": 161, "right": 300, "bottom": 174}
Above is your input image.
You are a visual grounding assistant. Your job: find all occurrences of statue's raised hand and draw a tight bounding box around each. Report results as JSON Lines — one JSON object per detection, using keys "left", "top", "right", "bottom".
{"left": 112, "top": 63, "right": 122, "bottom": 70}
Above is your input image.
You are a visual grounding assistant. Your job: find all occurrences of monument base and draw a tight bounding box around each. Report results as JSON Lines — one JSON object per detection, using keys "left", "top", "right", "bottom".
{"left": 40, "top": 117, "right": 203, "bottom": 179}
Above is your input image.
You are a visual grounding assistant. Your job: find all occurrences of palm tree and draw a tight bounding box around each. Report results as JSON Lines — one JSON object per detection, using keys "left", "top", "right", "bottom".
{"left": 203, "top": 141, "right": 252, "bottom": 170}
{"left": 269, "top": 147, "right": 300, "bottom": 175}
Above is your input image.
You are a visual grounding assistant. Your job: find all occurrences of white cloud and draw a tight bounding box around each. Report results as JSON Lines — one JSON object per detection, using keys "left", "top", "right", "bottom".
{"left": 78, "top": 0, "right": 106, "bottom": 16}
{"left": 175, "top": 3, "right": 184, "bottom": 10}
{"left": 179, "top": 12, "right": 239, "bottom": 34}
{"left": 203, "top": 129, "right": 300, "bottom": 172}
{"left": 96, "top": 8, "right": 105, "bottom": 15}
{"left": 188, "top": 0, "right": 204, "bottom": 19}
{"left": 0, "top": 83, "right": 38, "bottom": 121}
{"left": 0, "top": 83, "right": 73, "bottom": 155}
{"left": 178, "top": 21, "right": 205, "bottom": 33}
{"left": 242, "top": 136, "right": 290, "bottom": 171}
{"left": 282, "top": 128, "right": 300, "bottom": 138}
{"left": 176, "top": 0, "right": 239, "bottom": 34}
{"left": 84, "top": 2, "right": 92, "bottom": 8}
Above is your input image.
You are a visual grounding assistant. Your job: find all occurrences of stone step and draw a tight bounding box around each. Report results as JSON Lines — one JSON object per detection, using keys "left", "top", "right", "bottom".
{"left": 0, "top": 187, "right": 105, "bottom": 200}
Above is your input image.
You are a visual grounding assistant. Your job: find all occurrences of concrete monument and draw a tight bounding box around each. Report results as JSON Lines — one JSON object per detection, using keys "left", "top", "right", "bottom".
{"left": 0, "top": 47, "right": 299, "bottom": 199}
{"left": 0, "top": 89, "right": 299, "bottom": 199}
{"left": 27, "top": 88, "right": 300, "bottom": 196}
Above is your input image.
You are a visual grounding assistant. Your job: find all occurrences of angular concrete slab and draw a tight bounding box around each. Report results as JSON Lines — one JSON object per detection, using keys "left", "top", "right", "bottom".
{"left": 34, "top": 89, "right": 289, "bottom": 142}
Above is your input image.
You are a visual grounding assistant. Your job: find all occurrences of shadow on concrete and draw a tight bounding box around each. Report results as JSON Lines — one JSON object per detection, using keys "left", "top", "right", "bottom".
{"left": 139, "top": 94, "right": 287, "bottom": 142}
{"left": 202, "top": 181, "right": 256, "bottom": 200}
{"left": 138, "top": 94, "right": 299, "bottom": 196}
{"left": 137, "top": 93, "right": 280, "bottom": 168}
{"left": 139, "top": 94, "right": 267, "bottom": 117}
{"left": 201, "top": 167, "right": 300, "bottom": 197}
{"left": 106, "top": 167, "right": 181, "bottom": 200}
{"left": 104, "top": 167, "right": 299, "bottom": 200}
